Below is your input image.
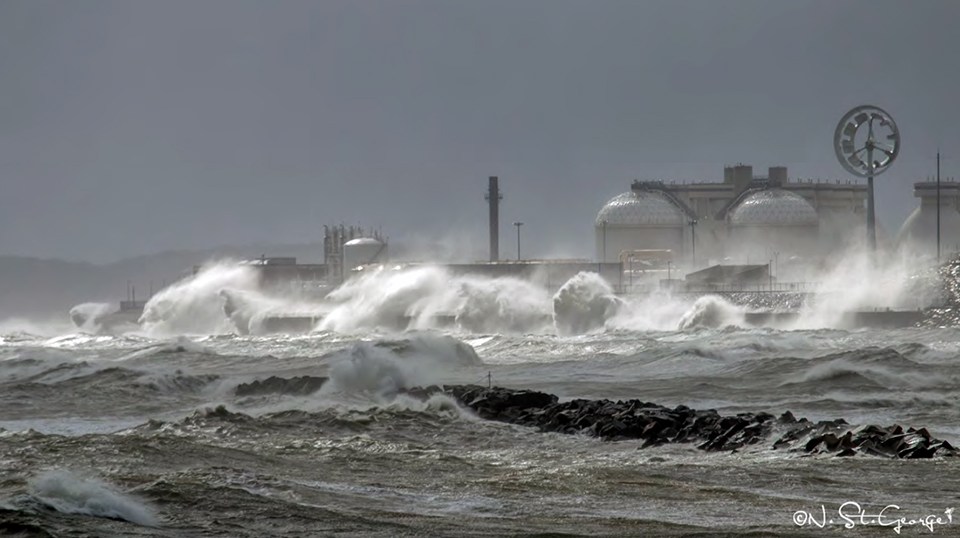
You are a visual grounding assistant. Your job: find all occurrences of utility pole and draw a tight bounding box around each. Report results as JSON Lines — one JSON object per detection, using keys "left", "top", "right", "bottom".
{"left": 689, "top": 220, "right": 698, "bottom": 268}
{"left": 773, "top": 251, "right": 779, "bottom": 286}
{"left": 937, "top": 151, "right": 941, "bottom": 260}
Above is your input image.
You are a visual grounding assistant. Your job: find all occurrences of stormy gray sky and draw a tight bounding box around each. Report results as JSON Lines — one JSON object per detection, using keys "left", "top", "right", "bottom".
{"left": 2, "top": 0, "right": 959, "bottom": 262}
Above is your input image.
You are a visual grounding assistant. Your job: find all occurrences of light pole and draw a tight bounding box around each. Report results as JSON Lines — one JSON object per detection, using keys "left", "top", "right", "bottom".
{"left": 514, "top": 221, "right": 523, "bottom": 261}
{"left": 689, "top": 220, "right": 698, "bottom": 268}
{"left": 667, "top": 260, "right": 672, "bottom": 289}
{"left": 601, "top": 220, "right": 608, "bottom": 262}
{"left": 773, "top": 251, "right": 779, "bottom": 288}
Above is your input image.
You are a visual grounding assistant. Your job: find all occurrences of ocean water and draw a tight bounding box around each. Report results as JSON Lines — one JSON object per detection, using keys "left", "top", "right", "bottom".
{"left": 2, "top": 264, "right": 960, "bottom": 537}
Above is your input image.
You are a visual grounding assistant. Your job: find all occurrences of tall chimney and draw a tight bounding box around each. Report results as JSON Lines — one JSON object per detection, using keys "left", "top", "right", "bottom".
{"left": 485, "top": 176, "right": 502, "bottom": 261}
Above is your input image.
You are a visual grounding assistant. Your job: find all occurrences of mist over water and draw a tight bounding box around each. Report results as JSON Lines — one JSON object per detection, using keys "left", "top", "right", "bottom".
{"left": 24, "top": 247, "right": 951, "bottom": 339}
{"left": 793, "top": 249, "right": 939, "bottom": 329}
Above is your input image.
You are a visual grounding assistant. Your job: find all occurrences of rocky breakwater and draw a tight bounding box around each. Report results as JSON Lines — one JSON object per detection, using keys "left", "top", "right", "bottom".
{"left": 235, "top": 375, "right": 329, "bottom": 397}
{"left": 405, "top": 385, "right": 958, "bottom": 459}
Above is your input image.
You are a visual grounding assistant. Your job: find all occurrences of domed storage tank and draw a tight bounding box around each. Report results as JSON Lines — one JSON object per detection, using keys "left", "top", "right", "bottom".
{"left": 727, "top": 188, "right": 820, "bottom": 259}
{"left": 595, "top": 191, "right": 685, "bottom": 262}
{"left": 343, "top": 237, "right": 388, "bottom": 273}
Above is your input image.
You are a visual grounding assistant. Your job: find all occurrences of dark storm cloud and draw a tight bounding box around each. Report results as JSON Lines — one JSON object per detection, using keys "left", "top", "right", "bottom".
{"left": 1, "top": 0, "right": 958, "bottom": 261}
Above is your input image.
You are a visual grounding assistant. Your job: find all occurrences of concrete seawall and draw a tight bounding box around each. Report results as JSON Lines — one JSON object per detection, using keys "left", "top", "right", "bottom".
{"left": 253, "top": 309, "right": 930, "bottom": 334}
{"left": 743, "top": 310, "right": 926, "bottom": 330}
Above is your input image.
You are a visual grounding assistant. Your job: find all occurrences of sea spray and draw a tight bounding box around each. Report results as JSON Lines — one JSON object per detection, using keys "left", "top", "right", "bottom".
{"left": 552, "top": 272, "right": 623, "bottom": 336}
{"left": 792, "top": 251, "right": 930, "bottom": 330}
{"left": 677, "top": 296, "right": 746, "bottom": 330}
{"left": 318, "top": 266, "right": 449, "bottom": 332}
{"left": 133, "top": 260, "right": 759, "bottom": 337}
{"left": 28, "top": 469, "right": 159, "bottom": 526}
{"left": 68, "top": 302, "right": 116, "bottom": 332}
{"left": 318, "top": 266, "right": 553, "bottom": 334}
{"left": 453, "top": 279, "right": 553, "bottom": 333}
{"left": 606, "top": 292, "right": 702, "bottom": 332}
{"left": 139, "top": 261, "right": 261, "bottom": 335}
{"left": 220, "top": 289, "right": 325, "bottom": 335}
{"left": 0, "top": 316, "right": 79, "bottom": 338}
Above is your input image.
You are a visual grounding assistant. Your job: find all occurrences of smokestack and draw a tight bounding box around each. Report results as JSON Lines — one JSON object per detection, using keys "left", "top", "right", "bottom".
{"left": 485, "top": 176, "right": 502, "bottom": 261}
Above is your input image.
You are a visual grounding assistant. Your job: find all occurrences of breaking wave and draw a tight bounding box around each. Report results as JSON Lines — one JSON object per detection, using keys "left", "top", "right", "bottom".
{"left": 317, "top": 266, "right": 553, "bottom": 334}
{"left": 139, "top": 261, "right": 261, "bottom": 336}
{"left": 552, "top": 272, "right": 623, "bottom": 336}
{"left": 677, "top": 296, "right": 746, "bottom": 330}
{"left": 28, "top": 469, "right": 159, "bottom": 526}
{"left": 321, "top": 333, "right": 483, "bottom": 397}
{"left": 62, "top": 259, "right": 790, "bottom": 338}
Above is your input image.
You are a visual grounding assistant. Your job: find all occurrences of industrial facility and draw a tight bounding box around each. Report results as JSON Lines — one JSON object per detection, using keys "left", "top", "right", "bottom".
{"left": 594, "top": 164, "right": 868, "bottom": 269}
{"left": 192, "top": 224, "right": 390, "bottom": 295}
{"left": 113, "top": 165, "right": 960, "bottom": 319}
{"left": 896, "top": 180, "right": 960, "bottom": 257}
{"left": 590, "top": 164, "right": 960, "bottom": 286}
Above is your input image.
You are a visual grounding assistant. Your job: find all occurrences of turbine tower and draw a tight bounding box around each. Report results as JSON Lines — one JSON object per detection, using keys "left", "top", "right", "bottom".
{"left": 834, "top": 105, "right": 901, "bottom": 252}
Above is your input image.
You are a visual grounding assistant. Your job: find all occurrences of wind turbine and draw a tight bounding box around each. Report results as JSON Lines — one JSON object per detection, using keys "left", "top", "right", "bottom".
{"left": 833, "top": 105, "right": 901, "bottom": 252}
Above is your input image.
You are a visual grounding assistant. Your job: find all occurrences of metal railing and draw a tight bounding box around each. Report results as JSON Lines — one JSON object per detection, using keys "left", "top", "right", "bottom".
{"left": 616, "top": 281, "right": 822, "bottom": 295}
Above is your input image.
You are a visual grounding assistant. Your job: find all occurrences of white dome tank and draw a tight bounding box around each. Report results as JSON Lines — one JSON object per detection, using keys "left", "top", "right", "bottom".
{"left": 728, "top": 189, "right": 819, "bottom": 228}
{"left": 343, "top": 237, "right": 388, "bottom": 272}
{"left": 727, "top": 188, "right": 820, "bottom": 258}
{"left": 595, "top": 190, "right": 685, "bottom": 262}
{"left": 595, "top": 191, "right": 686, "bottom": 227}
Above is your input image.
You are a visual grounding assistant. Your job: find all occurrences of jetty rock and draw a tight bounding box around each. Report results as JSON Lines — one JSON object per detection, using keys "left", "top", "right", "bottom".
{"left": 407, "top": 385, "right": 958, "bottom": 459}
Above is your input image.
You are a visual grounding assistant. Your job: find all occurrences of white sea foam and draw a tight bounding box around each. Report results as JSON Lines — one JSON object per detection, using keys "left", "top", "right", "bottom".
{"left": 28, "top": 469, "right": 159, "bottom": 526}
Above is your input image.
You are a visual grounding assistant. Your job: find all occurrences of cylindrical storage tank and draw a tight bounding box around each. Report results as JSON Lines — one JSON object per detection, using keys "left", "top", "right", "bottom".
{"left": 343, "top": 237, "right": 388, "bottom": 273}
{"left": 897, "top": 203, "right": 960, "bottom": 258}
{"left": 595, "top": 191, "right": 685, "bottom": 262}
{"left": 727, "top": 188, "right": 819, "bottom": 260}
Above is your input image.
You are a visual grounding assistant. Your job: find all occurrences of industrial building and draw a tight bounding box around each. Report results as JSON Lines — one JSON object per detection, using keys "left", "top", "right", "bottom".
{"left": 897, "top": 180, "right": 960, "bottom": 257}
{"left": 200, "top": 225, "right": 390, "bottom": 292}
{"left": 595, "top": 164, "right": 869, "bottom": 267}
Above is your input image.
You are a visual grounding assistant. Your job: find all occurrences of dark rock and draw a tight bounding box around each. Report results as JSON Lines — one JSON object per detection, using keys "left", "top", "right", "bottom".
{"left": 400, "top": 384, "right": 959, "bottom": 460}
{"left": 235, "top": 375, "right": 328, "bottom": 397}
{"left": 755, "top": 412, "right": 775, "bottom": 423}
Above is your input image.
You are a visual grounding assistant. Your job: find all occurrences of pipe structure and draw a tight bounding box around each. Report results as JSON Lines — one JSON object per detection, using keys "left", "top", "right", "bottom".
{"left": 485, "top": 177, "right": 502, "bottom": 261}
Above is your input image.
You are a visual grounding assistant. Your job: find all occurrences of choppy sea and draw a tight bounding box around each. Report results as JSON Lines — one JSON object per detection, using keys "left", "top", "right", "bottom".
{"left": 2, "top": 263, "right": 960, "bottom": 537}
